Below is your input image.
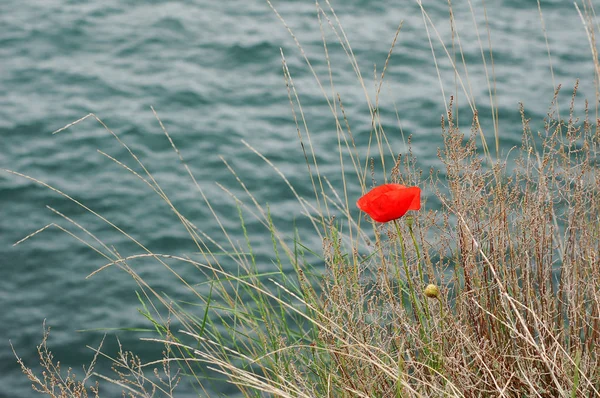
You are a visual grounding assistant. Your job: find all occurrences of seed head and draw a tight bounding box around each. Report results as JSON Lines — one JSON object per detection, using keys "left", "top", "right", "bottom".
{"left": 424, "top": 284, "right": 440, "bottom": 299}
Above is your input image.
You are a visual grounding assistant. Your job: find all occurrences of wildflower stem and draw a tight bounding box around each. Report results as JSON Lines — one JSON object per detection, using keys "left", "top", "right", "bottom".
{"left": 393, "top": 220, "right": 426, "bottom": 325}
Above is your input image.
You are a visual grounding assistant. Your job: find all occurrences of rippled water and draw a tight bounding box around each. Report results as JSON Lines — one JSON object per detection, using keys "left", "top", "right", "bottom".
{"left": 1, "top": 1, "right": 596, "bottom": 396}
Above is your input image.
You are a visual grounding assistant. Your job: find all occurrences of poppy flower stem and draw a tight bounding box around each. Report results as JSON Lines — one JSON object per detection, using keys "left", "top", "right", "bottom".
{"left": 393, "top": 220, "right": 429, "bottom": 324}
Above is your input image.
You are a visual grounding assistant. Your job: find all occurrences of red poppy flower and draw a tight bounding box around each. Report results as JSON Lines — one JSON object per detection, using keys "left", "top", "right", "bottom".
{"left": 357, "top": 184, "right": 421, "bottom": 223}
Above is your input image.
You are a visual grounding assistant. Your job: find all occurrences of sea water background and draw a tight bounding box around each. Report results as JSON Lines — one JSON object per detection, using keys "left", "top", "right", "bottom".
{"left": 0, "top": 0, "right": 596, "bottom": 396}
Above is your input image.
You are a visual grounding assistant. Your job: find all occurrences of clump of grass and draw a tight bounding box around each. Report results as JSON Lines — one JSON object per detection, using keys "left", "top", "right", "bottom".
{"left": 11, "top": 322, "right": 100, "bottom": 398}
{"left": 12, "top": 321, "right": 181, "bottom": 397}
{"left": 10, "top": 0, "right": 600, "bottom": 397}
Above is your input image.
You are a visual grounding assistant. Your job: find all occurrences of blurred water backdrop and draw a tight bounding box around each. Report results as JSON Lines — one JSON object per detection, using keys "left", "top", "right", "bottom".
{"left": 1, "top": 0, "right": 597, "bottom": 396}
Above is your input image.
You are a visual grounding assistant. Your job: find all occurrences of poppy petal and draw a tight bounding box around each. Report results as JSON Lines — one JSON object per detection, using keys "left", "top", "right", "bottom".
{"left": 357, "top": 183, "right": 421, "bottom": 223}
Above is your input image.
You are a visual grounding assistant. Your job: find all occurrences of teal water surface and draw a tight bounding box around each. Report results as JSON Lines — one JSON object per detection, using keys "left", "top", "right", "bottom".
{"left": 1, "top": 1, "right": 596, "bottom": 396}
